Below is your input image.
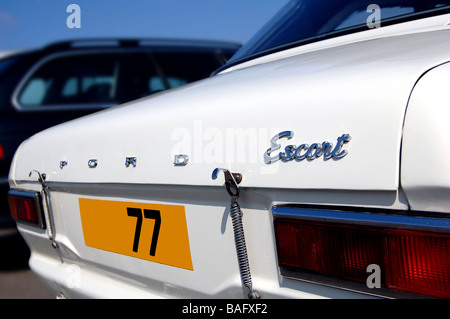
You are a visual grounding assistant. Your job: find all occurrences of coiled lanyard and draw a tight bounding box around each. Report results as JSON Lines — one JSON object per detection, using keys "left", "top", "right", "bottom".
{"left": 212, "top": 168, "right": 261, "bottom": 299}
{"left": 29, "top": 170, "right": 58, "bottom": 249}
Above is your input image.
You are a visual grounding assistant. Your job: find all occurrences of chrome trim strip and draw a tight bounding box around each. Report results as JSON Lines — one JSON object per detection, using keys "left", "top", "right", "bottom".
{"left": 272, "top": 206, "right": 450, "bottom": 232}
{"left": 8, "top": 189, "right": 39, "bottom": 200}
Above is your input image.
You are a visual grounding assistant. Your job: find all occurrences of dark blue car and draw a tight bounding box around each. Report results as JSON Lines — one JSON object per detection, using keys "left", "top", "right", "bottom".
{"left": 0, "top": 38, "right": 240, "bottom": 226}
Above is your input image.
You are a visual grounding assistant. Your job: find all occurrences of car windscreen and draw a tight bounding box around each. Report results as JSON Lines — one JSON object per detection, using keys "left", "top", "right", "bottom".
{"left": 225, "top": 0, "right": 450, "bottom": 67}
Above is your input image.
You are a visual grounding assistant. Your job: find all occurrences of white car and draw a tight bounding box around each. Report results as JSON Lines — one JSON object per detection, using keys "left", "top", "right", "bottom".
{"left": 8, "top": 0, "right": 450, "bottom": 299}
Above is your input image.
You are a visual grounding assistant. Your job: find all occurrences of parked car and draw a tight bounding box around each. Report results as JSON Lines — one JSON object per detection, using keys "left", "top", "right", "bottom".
{"left": 7, "top": 0, "right": 450, "bottom": 299}
{"left": 0, "top": 38, "right": 240, "bottom": 226}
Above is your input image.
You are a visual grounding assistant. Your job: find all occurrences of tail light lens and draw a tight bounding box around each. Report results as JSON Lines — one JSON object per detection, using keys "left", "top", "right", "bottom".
{"left": 388, "top": 230, "right": 450, "bottom": 297}
{"left": 0, "top": 143, "right": 4, "bottom": 160}
{"left": 274, "top": 207, "right": 450, "bottom": 298}
{"left": 275, "top": 221, "right": 386, "bottom": 284}
{"left": 8, "top": 190, "right": 45, "bottom": 228}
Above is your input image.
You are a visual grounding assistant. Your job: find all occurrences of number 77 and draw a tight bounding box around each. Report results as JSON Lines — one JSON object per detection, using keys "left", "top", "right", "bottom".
{"left": 127, "top": 208, "right": 161, "bottom": 256}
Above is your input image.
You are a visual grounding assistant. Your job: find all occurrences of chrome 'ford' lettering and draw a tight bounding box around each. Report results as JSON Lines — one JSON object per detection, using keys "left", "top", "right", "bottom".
{"left": 264, "top": 131, "right": 351, "bottom": 164}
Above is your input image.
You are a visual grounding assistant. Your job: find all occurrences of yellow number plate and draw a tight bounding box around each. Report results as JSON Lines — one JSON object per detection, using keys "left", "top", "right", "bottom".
{"left": 79, "top": 198, "right": 193, "bottom": 271}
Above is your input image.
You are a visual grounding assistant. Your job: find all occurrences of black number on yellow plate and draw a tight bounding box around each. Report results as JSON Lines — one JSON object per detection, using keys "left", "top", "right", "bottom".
{"left": 127, "top": 207, "right": 161, "bottom": 256}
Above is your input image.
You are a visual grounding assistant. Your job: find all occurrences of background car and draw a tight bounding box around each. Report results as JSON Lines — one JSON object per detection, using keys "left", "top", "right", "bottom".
{"left": 0, "top": 38, "right": 240, "bottom": 226}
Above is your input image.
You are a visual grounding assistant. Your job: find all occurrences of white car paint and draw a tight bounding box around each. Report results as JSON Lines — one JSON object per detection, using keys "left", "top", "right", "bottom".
{"left": 8, "top": 14, "right": 450, "bottom": 299}
{"left": 401, "top": 62, "right": 450, "bottom": 213}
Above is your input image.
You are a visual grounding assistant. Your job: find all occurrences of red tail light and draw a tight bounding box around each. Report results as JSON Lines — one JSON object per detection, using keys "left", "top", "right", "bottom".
{"left": 0, "top": 143, "right": 4, "bottom": 160}
{"left": 8, "top": 190, "right": 45, "bottom": 228}
{"left": 274, "top": 207, "right": 450, "bottom": 298}
{"left": 388, "top": 229, "right": 450, "bottom": 297}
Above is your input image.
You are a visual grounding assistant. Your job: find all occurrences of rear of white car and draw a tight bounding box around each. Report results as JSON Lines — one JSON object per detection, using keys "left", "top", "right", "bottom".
{"left": 8, "top": 0, "right": 450, "bottom": 299}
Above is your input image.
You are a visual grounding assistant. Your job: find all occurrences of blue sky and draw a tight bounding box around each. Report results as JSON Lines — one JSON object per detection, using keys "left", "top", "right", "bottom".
{"left": 0, "top": 0, "right": 289, "bottom": 51}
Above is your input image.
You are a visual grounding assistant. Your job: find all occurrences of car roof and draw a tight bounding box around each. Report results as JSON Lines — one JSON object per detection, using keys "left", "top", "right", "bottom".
{"left": 41, "top": 38, "right": 241, "bottom": 54}
{"left": 0, "top": 50, "right": 24, "bottom": 59}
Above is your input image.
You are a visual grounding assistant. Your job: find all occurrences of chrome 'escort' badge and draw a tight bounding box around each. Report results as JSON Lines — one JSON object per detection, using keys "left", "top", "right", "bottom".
{"left": 264, "top": 131, "right": 351, "bottom": 164}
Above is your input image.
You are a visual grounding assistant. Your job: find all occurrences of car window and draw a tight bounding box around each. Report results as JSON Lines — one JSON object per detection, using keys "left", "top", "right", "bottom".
{"left": 148, "top": 76, "right": 187, "bottom": 91}
{"left": 125, "top": 51, "right": 221, "bottom": 101}
{"left": 334, "top": 6, "right": 414, "bottom": 30}
{"left": 17, "top": 53, "right": 121, "bottom": 108}
{"left": 126, "top": 52, "right": 160, "bottom": 100}
{"left": 226, "top": 0, "right": 450, "bottom": 66}
{"left": 152, "top": 51, "right": 222, "bottom": 87}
